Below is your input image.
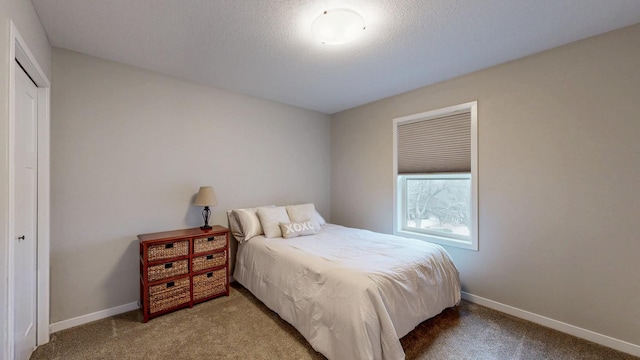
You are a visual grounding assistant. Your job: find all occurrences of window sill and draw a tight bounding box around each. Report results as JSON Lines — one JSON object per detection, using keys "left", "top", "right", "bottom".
{"left": 395, "top": 229, "right": 478, "bottom": 251}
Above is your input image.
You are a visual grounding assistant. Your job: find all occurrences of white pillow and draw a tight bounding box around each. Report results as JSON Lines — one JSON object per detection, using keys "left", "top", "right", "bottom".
{"left": 257, "top": 206, "right": 291, "bottom": 238}
{"left": 279, "top": 220, "right": 317, "bottom": 239}
{"left": 227, "top": 210, "right": 244, "bottom": 242}
{"left": 314, "top": 210, "right": 327, "bottom": 226}
{"left": 286, "top": 203, "right": 321, "bottom": 231}
{"left": 230, "top": 205, "right": 274, "bottom": 242}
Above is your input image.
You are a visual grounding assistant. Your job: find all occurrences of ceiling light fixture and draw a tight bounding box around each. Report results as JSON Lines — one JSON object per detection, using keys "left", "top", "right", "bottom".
{"left": 311, "top": 9, "right": 366, "bottom": 45}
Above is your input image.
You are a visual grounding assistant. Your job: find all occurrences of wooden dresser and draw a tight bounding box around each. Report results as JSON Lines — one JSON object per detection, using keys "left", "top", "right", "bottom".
{"left": 138, "top": 226, "right": 229, "bottom": 322}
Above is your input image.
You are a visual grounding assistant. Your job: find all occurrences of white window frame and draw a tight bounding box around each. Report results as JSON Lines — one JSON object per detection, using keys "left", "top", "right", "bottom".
{"left": 399, "top": 173, "right": 471, "bottom": 242}
{"left": 393, "top": 101, "right": 478, "bottom": 251}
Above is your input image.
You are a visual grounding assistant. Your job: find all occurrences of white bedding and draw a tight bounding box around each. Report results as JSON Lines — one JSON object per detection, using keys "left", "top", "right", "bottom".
{"left": 233, "top": 224, "right": 461, "bottom": 360}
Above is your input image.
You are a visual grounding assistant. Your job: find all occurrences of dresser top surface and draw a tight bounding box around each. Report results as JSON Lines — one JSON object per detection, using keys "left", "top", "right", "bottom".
{"left": 138, "top": 226, "right": 228, "bottom": 243}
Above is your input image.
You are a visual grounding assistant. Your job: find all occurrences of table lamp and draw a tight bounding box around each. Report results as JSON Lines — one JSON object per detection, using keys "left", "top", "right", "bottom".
{"left": 193, "top": 186, "right": 218, "bottom": 230}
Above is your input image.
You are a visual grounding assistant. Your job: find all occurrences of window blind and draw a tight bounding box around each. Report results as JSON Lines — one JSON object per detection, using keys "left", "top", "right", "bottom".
{"left": 397, "top": 111, "right": 471, "bottom": 174}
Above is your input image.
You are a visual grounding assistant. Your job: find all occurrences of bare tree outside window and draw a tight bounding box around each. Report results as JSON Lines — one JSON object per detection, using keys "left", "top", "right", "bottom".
{"left": 405, "top": 176, "right": 471, "bottom": 238}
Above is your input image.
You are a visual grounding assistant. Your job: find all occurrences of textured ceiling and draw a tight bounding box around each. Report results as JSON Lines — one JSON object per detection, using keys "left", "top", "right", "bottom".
{"left": 32, "top": 0, "right": 640, "bottom": 114}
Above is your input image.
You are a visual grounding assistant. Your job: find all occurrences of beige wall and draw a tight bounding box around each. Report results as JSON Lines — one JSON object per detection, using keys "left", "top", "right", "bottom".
{"left": 5, "top": 0, "right": 639, "bottom": 349}
{"left": 0, "top": 1, "right": 51, "bottom": 357}
{"left": 50, "top": 48, "right": 331, "bottom": 323}
{"left": 331, "top": 24, "right": 640, "bottom": 345}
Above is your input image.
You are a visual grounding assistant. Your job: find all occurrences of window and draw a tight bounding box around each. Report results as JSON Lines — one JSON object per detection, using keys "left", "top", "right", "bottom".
{"left": 393, "top": 102, "right": 478, "bottom": 250}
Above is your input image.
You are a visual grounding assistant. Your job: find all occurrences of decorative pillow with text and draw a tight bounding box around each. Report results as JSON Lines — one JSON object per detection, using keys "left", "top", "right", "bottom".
{"left": 279, "top": 220, "right": 317, "bottom": 239}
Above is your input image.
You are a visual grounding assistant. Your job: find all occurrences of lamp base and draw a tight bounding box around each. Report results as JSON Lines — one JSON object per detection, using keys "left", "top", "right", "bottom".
{"left": 200, "top": 206, "right": 212, "bottom": 230}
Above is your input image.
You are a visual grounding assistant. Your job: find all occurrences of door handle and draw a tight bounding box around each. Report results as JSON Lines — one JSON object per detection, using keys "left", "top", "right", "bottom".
{"left": 17, "top": 235, "right": 25, "bottom": 241}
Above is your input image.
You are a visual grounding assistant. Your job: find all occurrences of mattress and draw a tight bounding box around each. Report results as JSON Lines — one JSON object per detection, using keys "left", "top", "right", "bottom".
{"left": 233, "top": 224, "right": 461, "bottom": 360}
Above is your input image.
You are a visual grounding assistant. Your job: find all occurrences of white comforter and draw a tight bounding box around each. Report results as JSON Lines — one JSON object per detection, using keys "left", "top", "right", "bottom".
{"left": 233, "top": 224, "right": 461, "bottom": 360}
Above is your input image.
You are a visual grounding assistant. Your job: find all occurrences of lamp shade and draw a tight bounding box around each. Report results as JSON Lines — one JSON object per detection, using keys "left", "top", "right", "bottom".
{"left": 193, "top": 186, "right": 219, "bottom": 206}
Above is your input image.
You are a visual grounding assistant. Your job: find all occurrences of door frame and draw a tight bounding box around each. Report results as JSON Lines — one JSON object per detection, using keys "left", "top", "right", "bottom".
{"left": 6, "top": 20, "right": 51, "bottom": 359}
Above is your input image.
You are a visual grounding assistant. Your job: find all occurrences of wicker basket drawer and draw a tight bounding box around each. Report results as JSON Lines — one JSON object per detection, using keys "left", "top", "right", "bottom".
{"left": 193, "top": 269, "right": 226, "bottom": 301}
{"left": 192, "top": 251, "right": 226, "bottom": 272}
{"left": 193, "top": 235, "right": 226, "bottom": 254}
{"left": 149, "top": 277, "right": 190, "bottom": 314}
{"left": 147, "top": 259, "right": 189, "bottom": 282}
{"left": 147, "top": 240, "right": 189, "bottom": 262}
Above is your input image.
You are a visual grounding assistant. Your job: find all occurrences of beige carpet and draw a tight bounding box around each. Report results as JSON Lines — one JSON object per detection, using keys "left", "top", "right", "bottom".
{"left": 32, "top": 282, "right": 637, "bottom": 360}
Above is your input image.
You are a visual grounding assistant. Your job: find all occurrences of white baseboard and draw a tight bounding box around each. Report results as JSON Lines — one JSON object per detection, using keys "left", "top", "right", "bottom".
{"left": 49, "top": 278, "right": 238, "bottom": 334}
{"left": 49, "top": 301, "right": 139, "bottom": 333}
{"left": 461, "top": 292, "right": 640, "bottom": 357}
{"left": 48, "top": 291, "right": 640, "bottom": 357}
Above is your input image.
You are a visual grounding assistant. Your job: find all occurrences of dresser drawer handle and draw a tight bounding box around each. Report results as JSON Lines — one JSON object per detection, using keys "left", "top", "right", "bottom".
{"left": 165, "top": 243, "right": 174, "bottom": 249}
{"left": 166, "top": 281, "right": 175, "bottom": 288}
{"left": 207, "top": 237, "right": 215, "bottom": 242}
{"left": 206, "top": 255, "right": 214, "bottom": 260}
{"left": 207, "top": 272, "right": 213, "bottom": 278}
{"left": 164, "top": 263, "right": 173, "bottom": 269}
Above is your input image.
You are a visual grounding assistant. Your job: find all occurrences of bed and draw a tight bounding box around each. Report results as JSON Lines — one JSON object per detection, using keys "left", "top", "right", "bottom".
{"left": 230, "top": 205, "right": 461, "bottom": 360}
